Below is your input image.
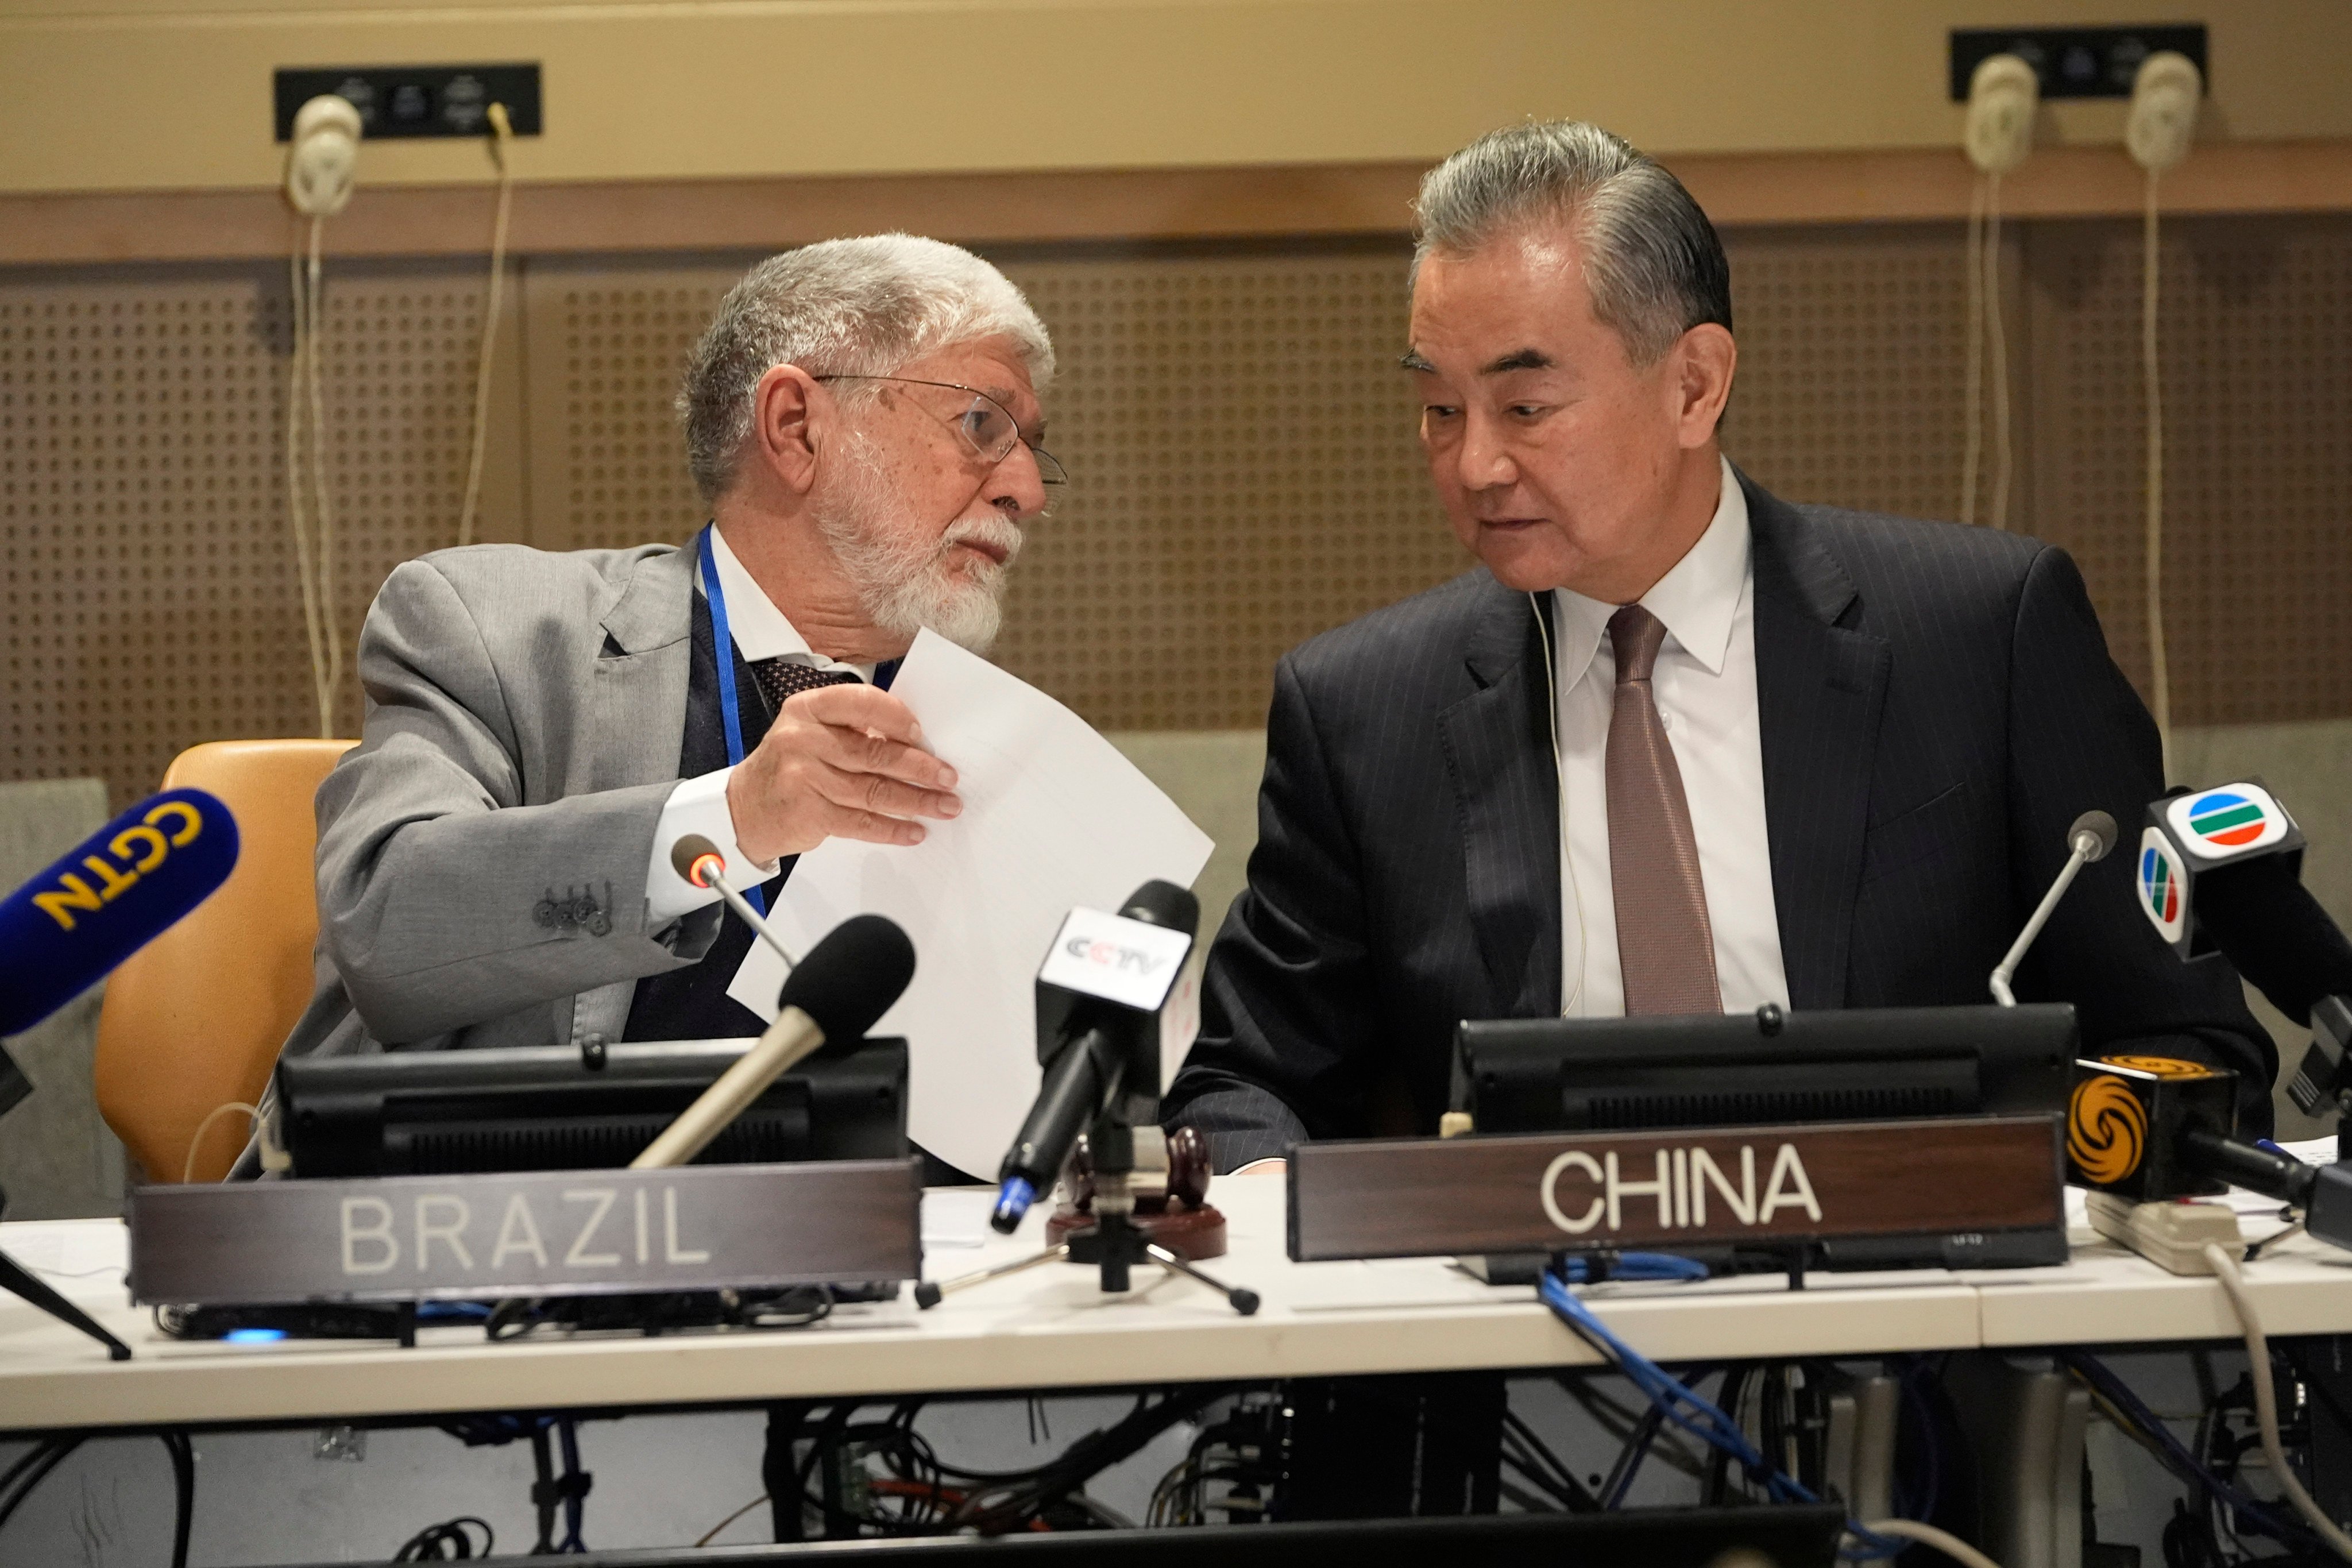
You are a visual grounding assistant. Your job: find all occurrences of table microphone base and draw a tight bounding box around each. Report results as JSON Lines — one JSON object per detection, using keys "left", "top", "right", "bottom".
{"left": 916, "top": 1208, "right": 1258, "bottom": 1315}
{"left": 1046, "top": 1199, "right": 1226, "bottom": 1261}
{"left": 0, "top": 1248, "right": 132, "bottom": 1361}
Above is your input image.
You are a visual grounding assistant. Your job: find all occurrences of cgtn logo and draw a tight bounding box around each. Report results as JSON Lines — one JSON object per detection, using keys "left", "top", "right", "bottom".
{"left": 1037, "top": 906, "right": 1193, "bottom": 1013}
{"left": 2164, "top": 783, "right": 2293, "bottom": 863}
{"left": 2136, "top": 827, "right": 2188, "bottom": 945}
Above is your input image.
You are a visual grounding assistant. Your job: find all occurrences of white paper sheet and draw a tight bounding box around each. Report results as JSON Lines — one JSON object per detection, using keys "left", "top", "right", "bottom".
{"left": 731, "top": 630, "right": 1214, "bottom": 1180}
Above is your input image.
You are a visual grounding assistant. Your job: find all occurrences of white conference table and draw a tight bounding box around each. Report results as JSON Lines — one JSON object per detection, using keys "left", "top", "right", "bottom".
{"left": 1, "top": 1177, "right": 2347, "bottom": 1435}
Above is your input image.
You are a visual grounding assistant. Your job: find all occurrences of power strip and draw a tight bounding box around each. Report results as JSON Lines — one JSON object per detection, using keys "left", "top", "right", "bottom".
{"left": 2085, "top": 1191, "right": 2243, "bottom": 1275}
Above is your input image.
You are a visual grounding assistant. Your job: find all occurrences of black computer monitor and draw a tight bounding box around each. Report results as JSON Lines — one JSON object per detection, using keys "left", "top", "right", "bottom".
{"left": 1455, "top": 1003, "right": 2075, "bottom": 1135}
{"left": 275, "top": 1037, "right": 908, "bottom": 1178}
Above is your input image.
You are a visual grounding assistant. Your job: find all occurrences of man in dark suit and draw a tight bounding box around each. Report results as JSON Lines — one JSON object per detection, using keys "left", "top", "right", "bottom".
{"left": 1165, "top": 122, "right": 2272, "bottom": 1170}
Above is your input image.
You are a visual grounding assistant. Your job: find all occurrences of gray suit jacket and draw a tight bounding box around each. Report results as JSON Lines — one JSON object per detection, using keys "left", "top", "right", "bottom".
{"left": 284, "top": 543, "right": 725, "bottom": 1059}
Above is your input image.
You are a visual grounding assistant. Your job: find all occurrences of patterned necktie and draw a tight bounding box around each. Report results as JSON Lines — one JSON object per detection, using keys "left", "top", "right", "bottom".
{"left": 749, "top": 657, "right": 861, "bottom": 713}
{"left": 1605, "top": 604, "right": 1724, "bottom": 1015}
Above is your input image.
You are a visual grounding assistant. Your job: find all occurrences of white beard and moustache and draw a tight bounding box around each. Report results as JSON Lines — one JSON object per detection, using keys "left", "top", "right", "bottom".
{"left": 814, "top": 433, "right": 1028, "bottom": 655}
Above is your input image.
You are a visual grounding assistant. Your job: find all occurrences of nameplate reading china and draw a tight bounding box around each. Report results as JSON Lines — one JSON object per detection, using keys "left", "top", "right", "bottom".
{"left": 126, "top": 1159, "right": 922, "bottom": 1306}
{"left": 1286, "top": 1117, "right": 2064, "bottom": 1262}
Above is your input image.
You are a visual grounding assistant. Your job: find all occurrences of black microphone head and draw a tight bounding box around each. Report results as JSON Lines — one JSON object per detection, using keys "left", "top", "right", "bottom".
{"left": 777, "top": 913, "right": 916, "bottom": 1042}
{"left": 1118, "top": 880, "right": 1200, "bottom": 941}
{"left": 2192, "top": 856, "right": 2352, "bottom": 1027}
{"left": 671, "top": 833, "right": 725, "bottom": 885}
{"left": 2069, "top": 810, "right": 2119, "bottom": 863}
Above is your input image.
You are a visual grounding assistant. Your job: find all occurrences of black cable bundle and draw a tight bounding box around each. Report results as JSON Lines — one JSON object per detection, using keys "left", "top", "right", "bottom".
{"left": 392, "top": 1515, "right": 494, "bottom": 1560}
{"left": 0, "top": 1432, "right": 192, "bottom": 1568}
{"left": 768, "top": 1387, "right": 1233, "bottom": 1539}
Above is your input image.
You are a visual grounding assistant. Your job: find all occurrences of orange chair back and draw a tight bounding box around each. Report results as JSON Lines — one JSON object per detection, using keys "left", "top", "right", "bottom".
{"left": 95, "top": 739, "right": 356, "bottom": 1183}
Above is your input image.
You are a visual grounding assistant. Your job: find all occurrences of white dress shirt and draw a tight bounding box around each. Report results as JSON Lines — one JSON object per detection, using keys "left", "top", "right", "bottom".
{"left": 642, "top": 529, "right": 875, "bottom": 924}
{"left": 1550, "top": 456, "right": 1790, "bottom": 1017}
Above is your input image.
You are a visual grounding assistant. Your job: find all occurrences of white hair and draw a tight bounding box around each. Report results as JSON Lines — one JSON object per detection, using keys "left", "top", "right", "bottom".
{"left": 677, "top": 234, "right": 1055, "bottom": 503}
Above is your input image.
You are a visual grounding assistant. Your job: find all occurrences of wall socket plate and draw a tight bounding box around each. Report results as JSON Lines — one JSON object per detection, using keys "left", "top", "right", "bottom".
{"left": 1948, "top": 25, "right": 2207, "bottom": 102}
{"left": 274, "top": 63, "right": 542, "bottom": 141}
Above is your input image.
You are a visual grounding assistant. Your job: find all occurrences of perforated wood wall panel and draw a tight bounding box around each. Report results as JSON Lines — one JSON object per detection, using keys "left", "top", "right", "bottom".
{"left": 0, "top": 261, "right": 523, "bottom": 808}
{"left": 988, "top": 248, "right": 1458, "bottom": 728}
{"left": 2026, "top": 215, "right": 2352, "bottom": 726}
{"left": 1721, "top": 223, "right": 2025, "bottom": 526}
{"left": 5, "top": 222, "right": 2349, "bottom": 806}
{"left": 522, "top": 261, "right": 736, "bottom": 553}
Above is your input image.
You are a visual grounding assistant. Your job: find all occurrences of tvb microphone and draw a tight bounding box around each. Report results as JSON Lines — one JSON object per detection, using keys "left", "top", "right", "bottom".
{"left": 2132, "top": 779, "right": 2352, "bottom": 1126}
{"left": 991, "top": 880, "right": 1199, "bottom": 1233}
{"left": 0, "top": 788, "right": 240, "bottom": 1038}
{"left": 631, "top": 913, "right": 914, "bottom": 1169}
{"left": 1988, "top": 810, "right": 2118, "bottom": 1006}
{"left": 671, "top": 832, "right": 800, "bottom": 971}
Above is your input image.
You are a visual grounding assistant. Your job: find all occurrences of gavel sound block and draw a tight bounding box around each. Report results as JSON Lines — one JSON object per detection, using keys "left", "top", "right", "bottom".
{"left": 1045, "top": 1123, "right": 1227, "bottom": 1261}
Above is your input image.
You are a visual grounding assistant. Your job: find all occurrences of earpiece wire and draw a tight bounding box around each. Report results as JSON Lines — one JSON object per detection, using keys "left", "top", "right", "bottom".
{"left": 1531, "top": 591, "right": 1588, "bottom": 1017}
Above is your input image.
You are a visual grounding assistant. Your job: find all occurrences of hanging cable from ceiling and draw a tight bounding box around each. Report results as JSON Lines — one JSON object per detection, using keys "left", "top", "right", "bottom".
{"left": 1959, "top": 54, "right": 2037, "bottom": 531}
{"left": 457, "top": 100, "right": 516, "bottom": 550}
{"left": 283, "top": 94, "right": 362, "bottom": 739}
{"left": 2127, "top": 50, "right": 2203, "bottom": 781}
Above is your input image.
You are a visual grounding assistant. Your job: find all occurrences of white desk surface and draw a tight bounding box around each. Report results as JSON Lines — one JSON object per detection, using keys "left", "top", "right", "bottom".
{"left": 2, "top": 1178, "right": 2346, "bottom": 1434}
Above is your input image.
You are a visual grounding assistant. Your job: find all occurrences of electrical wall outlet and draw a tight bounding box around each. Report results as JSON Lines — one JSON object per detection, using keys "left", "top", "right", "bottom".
{"left": 274, "top": 64, "right": 541, "bottom": 141}
{"left": 1949, "top": 25, "right": 2207, "bottom": 103}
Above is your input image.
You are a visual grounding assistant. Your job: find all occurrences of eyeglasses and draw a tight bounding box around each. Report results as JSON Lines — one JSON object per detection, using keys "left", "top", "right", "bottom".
{"left": 814, "top": 374, "right": 1067, "bottom": 486}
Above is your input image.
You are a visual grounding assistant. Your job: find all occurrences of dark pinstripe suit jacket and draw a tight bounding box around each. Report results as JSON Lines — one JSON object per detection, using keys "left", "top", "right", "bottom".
{"left": 1163, "top": 473, "right": 2273, "bottom": 1169}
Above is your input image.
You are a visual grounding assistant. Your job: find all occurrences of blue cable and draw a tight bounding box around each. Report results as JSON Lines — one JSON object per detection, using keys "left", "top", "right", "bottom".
{"left": 2061, "top": 1350, "right": 2312, "bottom": 1547}
{"left": 1538, "top": 1259, "right": 1910, "bottom": 1557}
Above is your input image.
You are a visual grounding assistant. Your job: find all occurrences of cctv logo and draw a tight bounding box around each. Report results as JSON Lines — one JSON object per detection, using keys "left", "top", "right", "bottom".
{"left": 1064, "top": 935, "right": 1174, "bottom": 978}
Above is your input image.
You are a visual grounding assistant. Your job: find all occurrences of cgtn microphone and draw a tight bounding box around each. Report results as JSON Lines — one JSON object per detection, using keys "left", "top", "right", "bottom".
{"left": 1, "top": 788, "right": 240, "bottom": 1038}
{"left": 630, "top": 913, "right": 914, "bottom": 1169}
{"left": 991, "top": 880, "right": 1199, "bottom": 1233}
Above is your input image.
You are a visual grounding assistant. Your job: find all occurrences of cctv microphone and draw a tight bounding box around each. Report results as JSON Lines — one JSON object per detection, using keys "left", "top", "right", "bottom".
{"left": 990, "top": 880, "right": 1199, "bottom": 1233}
{"left": 1989, "top": 809, "right": 2118, "bottom": 1006}
{"left": 630, "top": 913, "right": 914, "bottom": 1169}
{"left": 0, "top": 788, "right": 240, "bottom": 1038}
{"left": 671, "top": 832, "right": 800, "bottom": 971}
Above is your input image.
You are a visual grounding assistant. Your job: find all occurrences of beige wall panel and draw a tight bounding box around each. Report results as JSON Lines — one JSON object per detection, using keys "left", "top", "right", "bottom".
{"left": 520, "top": 259, "right": 736, "bottom": 553}
{"left": 2024, "top": 215, "right": 2352, "bottom": 727}
{"left": 987, "top": 246, "right": 1461, "bottom": 729}
{"left": 6, "top": 2, "right": 2352, "bottom": 194}
{"left": 1719, "top": 222, "right": 2027, "bottom": 528}
{"left": 0, "top": 260, "right": 526, "bottom": 807}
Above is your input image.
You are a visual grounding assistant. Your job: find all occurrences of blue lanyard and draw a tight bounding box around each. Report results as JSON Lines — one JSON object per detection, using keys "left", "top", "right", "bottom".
{"left": 696, "top": 524, "right": 766, "bottom": 916}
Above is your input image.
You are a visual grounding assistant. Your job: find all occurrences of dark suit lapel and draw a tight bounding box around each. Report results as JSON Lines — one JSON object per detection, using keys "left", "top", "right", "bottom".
{"left": 1437, "top": 580, "right": 1563, "bottom": 1017}
{"left": 1744, "top": 474, "right": 1891, "bottom": 1010}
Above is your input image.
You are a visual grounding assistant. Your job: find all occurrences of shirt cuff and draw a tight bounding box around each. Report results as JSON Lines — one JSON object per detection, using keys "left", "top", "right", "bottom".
{"left": 644, "top": 767, "right": 777, "bottom": 924}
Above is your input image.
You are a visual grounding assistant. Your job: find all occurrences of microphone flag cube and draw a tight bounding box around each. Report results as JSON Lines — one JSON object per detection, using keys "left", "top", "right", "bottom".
{"left": 1032, "top": 906, "right": 1194, "bottom": 1066}
{"left": 2136, "top": 779, "right": 2304, "bottom": 960}
{"left": 2066, "top": 1053, "right": 2238, "bottom": 1201}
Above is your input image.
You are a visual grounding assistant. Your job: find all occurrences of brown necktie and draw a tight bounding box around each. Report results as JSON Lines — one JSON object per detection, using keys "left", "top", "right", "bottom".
{"left": 750, "top": 658, "right": 860, "bottom": 713}
{"left": 1605, "top": 604, "right": 1723, "bottom": 1015}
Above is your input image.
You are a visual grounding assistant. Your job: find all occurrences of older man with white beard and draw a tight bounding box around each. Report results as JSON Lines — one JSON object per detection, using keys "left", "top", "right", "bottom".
{"left": 280, "top": 235, "right": 1061, "bottom": 1067}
